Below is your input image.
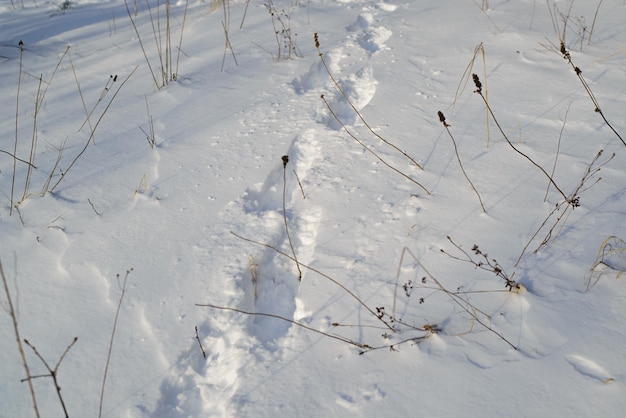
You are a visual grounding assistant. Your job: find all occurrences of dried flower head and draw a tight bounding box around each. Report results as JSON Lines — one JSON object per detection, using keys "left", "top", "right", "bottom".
{"left": 472, "top": 73, "right": 482, "bottom": 93}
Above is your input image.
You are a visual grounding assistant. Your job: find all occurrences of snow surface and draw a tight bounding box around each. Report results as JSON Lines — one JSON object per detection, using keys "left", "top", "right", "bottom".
{"left": 1, "top": 0, "right": 625, "bottom": 416}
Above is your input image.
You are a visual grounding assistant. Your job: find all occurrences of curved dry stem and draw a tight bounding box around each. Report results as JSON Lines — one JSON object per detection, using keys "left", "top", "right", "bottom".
{"left": 472, "top": 74, "right": 567, "bottom": 201}
{"left": 322, "top": 95, "right": 430, "bottom": 195}
{"left": 315, "top": 33, "right": 424, "bottom": 171}
{"left": 438, "top": 111, "right": 486, "bottom": 212}
{"left": 231, "top": 231, "right": 396, "bottom": 331}
{"left": 1, "top": 260, "right": 40, "bottom": 417}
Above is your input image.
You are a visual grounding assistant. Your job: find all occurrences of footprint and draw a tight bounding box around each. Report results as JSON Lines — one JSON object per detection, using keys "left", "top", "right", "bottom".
{"left": 239, "top": 130, "right": 323, "bottom": 345}
{"left": 348, "top": 12, "right": 392, "bottom": 55}
{"left": 322, "top": 67, "right": 377, "bottom": 130}
{"left": 336, "top": 383, "right": 386, "bottom": 412}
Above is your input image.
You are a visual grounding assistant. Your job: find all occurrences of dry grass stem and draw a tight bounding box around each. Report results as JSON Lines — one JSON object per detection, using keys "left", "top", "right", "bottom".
{"left": 321, "top": 94, "right": 430, "bottom": 195}
{"left": 99, "top": 268, "right": 133, "bottom": 418}
{"left": 586, "top": 235, "right": 626, "bottom": 291}
{"left": 22, "top": 337, "right": 78, "bottom": 418}
{"left": 1, "top": 260, "right": 40, "bottom": 417}
{"left": 315, "top": 33, "right": 424, "bottom": 171}
{"left": 437, "top": 111, "right": 486, "bottom": 212}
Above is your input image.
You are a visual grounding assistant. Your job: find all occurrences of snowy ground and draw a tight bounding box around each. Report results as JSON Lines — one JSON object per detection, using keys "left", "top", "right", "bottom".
{"left": 1, "top": 0, "right": 625, "bottom": 416}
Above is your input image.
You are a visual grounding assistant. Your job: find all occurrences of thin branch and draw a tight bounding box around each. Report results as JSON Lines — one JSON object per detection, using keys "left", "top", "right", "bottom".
{"left": 99, "top": 268, "right": 133, "bottom": 418}
{"left": 438, "top": 111, "right": 486, "bottom": 212}
{"left": 194, "top": 326, "right": 206, "bottom": 359}
{"left": 124, "top": 0, "right": 159, "bottom": 88}
{"left": 1, "top": 260, "right": 40, "bottom": 417}
{"left": 231, "top": 231, "right": 396, "bottom": 331}
{"left": 196, "top": 303, "right": 369, "bottom": 349}
{"left": 49, "top": 66, "right": 138, "bottom": 193}
{"left": 472, "top": 74, "right": 568, "bottom": 200}
{"left": 321, "top": 94, "right": 430, "bottom": 195}
{"left": 22, "top": 337, "right": 78, "bottom": 418}
{"left": 281, "top": 155, "right": 302, "bottom": 280}
{"left": 314, "top": 33, "right": 424, "bottom": 171}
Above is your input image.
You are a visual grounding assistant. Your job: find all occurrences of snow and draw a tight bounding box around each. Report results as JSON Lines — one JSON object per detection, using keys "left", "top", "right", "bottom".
{"left": 1, "top": 0, "right": 625, "bottom": 416}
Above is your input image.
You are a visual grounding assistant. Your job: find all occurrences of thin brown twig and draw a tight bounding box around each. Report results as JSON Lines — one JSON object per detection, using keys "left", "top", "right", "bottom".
{"left": 438, "top": 111, "right": 486, "bottom": 212}
{"left": 281, "top": 156, "right": 302, "bottom": 280}
{"left": 314, "top": 33, "right": 424, "bottom": 171}
{"left": 124, "top": 0, "right": 159, "bottom": 88}
{"left": 49, "top": 66, "right": 138, "bottom": 193}
{"left": 1, "top": 260, "right": 40, "bottom": 417}
{"left": 472, "top": 73, "right": 568, "bottom": 200}
{"left": 194, "top": 325, "right": 206, "bottom": 359}
{"left": 400, "top": 247, "right": 518, "bottom": 350}
{"left": 544, "top": 103, "right": 570, "bottom": 201}
{"left": 22, "top": 337, "right": 78, "bottom": 418}
{"left": 558, "top": 42, "right": 624, "bottom": 146}
{"left": 587, "top": 0, "right": 603, "bottom": 46}
{"left": 321, "top": 94, "right": 430, "bottom": 195}
{"left": 230, "top": 231, "right": 396, "bottom": 331}
{"left": 99, "top": 268, "right": 133, "bottom": 418}
{"left": 196, "top": 303, "right": 370, "bottom": 349}
{"left": 10, "top": 40, "right": 24, "bottom": 216}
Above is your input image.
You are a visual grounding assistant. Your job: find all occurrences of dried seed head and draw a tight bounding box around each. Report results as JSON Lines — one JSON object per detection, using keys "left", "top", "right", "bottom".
{"left": 282, "top": 155, "right": 289, "bottom": 167}
{"left": 314, "top": 32, "right": 320, "bottom": 49}
{"left": 438, "top": 111, "right": 450, "bottom": 127}
{"left": 472, "top": 73, "right": 482, "bottom": 93}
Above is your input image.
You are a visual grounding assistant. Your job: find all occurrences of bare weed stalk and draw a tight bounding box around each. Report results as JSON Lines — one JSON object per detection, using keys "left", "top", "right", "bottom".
{"left": 437, "top": 111, "right": 486, "bottom": 212}
{"left": 48, "top": 66, "right": 138, "bottom": 193}
{"left": 10, "top": 41, "right": 24, "bottom": 216}
{"left": 175, "top": 0, "right": 189, "bottom": 78}
{"left": 441, "top": 236, "right": 521, "bottom": 291}
{"left": 547, "top": 1, "right": 623, "bottom": 145}
{"left": 544, "top": 103, "right": 570, "bottom": 202}
{"left": 1, "top": 259, "right": 40, "bottom": 417}
{"left": 231, "top": 233, "right": 517, "bottom": 351}
{"left": 281, "top": 155, "right": 302, "bottom": 280}
{"left": 321, "top": 94, "right": 430, "bottom": 195}
{"left": 231, "top": 231, "right": 396, "bottom": 332}
{"left": 220, "top": 0, "right": 238, "bottom": 71}
{"left": 0, "top": 149, "right": 34, "bottom": 167}
{"left": 516, "top": 149, "right": 615, "bottom": 264}
{"left": 21, "top": 76, "right": 42, "bottom": 202}
{"left": 452, "top": 43, "right": 491, "bottom": 146}
{"left": 315, "top": 33, "right": 424, "bottom": 171}
{"left": 585, "top": 235, "right": 626, "bottom": 291}
{"left": 140, "top": 95, "right": 157, "bottom": 148}
{"left": 194, "top": 325, "right": 206, "bottom": 358}
{"left": 99, "top": 268, "right": 133, "bottom": 418}
{"left": 125, "top": 0, "right": 187, "bottom": 88}
{"left": 472, "top": 73, "right": 568, "bottom": 200}
{"left": 77, "top": 73, "right": 118, "bottom": 136}
{"left": 22, "top": 337, "right": 78, "bottom": 418}
{"left": 587, "top": 0, "right": 603, "bottom": 46}
{"left": 265, "top": 0, "right": 301, "bottom": 61}
{"left": 239, "top": 0, "right": 252, "bottom": 29}
{"left": 125, "top": 0, "right": 158, "bottom": 87}
{"left": 395, "top": 247, "right": 518, "bottom": 350}
{"left": 558, "top": 42, "right": 624, "bottom": 146}
{"left": 196, "top": 303, "right": 386, "bottom": 353}
{"left": 70, "top": 49, "right": 96, "bottom": 138}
